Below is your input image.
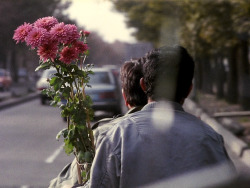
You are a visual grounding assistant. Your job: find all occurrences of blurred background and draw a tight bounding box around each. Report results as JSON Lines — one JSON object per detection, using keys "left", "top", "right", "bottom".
{"left": 0, "top": 0, "right": 250, "bottom": 187}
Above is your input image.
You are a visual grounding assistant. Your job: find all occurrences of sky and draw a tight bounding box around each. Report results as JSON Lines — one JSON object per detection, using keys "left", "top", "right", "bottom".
{"left": 66, "top": 0, "right": 137, "bottom": 43}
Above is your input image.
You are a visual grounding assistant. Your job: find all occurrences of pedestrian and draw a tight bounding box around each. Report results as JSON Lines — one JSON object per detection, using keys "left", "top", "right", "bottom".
{"left": 48, "top": 58, "right": 147, "bottom": 187}
{"left": 89, "top": 45, "right": 235, "bottom": 188}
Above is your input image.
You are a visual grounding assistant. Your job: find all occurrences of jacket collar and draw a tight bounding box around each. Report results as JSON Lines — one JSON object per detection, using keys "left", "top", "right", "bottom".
{"left": 142, "top": 101, "right": 184, "bottom": 112}
{"left": 126, "top": 106, "right": 144, "bottom": 115}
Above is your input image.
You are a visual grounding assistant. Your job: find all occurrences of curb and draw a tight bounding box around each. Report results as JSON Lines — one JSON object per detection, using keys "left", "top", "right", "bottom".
{"left": 184, "top": 98, "right": 250, "bottom": 169}
{"left": 0, "top": 92, "right": 39, "bottom": 111}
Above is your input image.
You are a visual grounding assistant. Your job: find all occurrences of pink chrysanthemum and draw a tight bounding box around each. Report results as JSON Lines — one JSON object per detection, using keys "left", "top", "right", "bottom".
{"left": 37, "top": 42, "right": 58, "bottom": 62}
{"left": 50, "top": 23, "right": 67, "bottom": 43}
{"left": 59, "top": 46, "right": 78, "bottom": 64}
{"left": 13, "top": 22, "right": 33, "bottom": 43}
{"left": 34, "top": 16, "right": 59, "bottom": 31}
{"left": 62, "top": 24, "right": 80, "bottom": 44}
{"left": 73, "top": 41, "right": 89, "bottom": 53}
{"left": 83, "top": 31, "right": 90, "bottom": 37}
{"left": 25, "top": 27, "right": 50, "bottom": 48}
{"left": 50, "top": 23, "right": 79, "bottom": 44}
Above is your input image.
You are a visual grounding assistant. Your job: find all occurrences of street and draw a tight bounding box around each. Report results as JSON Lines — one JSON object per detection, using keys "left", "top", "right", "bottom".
{"left": 1, "top": 99, "right": 78, "bottom": 187}
{"left": 1, "top": 96, "right": 250, "bottom": 187}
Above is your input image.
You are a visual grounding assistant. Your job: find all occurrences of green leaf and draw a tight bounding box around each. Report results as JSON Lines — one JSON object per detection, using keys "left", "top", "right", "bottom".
{"left": 77, "top": 150, "right": 85, "bottom": 163}
{"left": 81, "top": 171, "right": 86, "bottom": 178}
{"left": 53, "top": 95, "right": 61, "bottom": 103}
{"left": 59, "top": 104, "right": 66, "bottom": 109}
{"left": 75, "top": 70, "right": 86, "bottom": 77}
{"left": 35, "top": 61, "right": 51, "bottom": 71}
{"left": 84, "top": 50, "right": 90, "bottom": 56}
{"left": 56, "top": 128, "right": 68, "bottom": 140}
{"left": 64, "top": 139, "right": 74, "bottom": 155}
{"left": 50, "top": 100, "right": 57, "bottom": 107}
{"left": 62, "top": 87, "right": 71, "bottom": 98}
{"left": 84, "top": 151, "right": 93, "bottom": 163}
{"left": 41, "top": 89, "right": 48, "bottom": 95}
{"left": 50, "top": 77, "right": 64, "bottom": 91}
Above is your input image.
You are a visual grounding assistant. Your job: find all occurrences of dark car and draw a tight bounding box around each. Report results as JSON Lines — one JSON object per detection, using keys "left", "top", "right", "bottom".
{"left": 0, "top": 68, "right": 12, "bottom": 91}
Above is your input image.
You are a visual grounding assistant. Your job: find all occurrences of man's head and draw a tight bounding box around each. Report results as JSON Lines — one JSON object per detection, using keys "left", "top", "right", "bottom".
{"left": 141, "top": 45, "right": 195, "bottom": 104}
{"left": 120, "top": 58, "right": 147, "bottom": 108}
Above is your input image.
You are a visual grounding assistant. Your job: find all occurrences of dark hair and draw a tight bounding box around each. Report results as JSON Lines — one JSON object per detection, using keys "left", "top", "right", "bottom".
{"left": 120, "top": 58, "right": 147, "bottom": 107}
{"left": 143, "top": 45, "right": 195, "bottom": 103}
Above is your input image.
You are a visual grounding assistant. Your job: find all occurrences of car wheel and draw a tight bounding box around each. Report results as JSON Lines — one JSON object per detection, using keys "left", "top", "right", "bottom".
{"left": 41, "top": 97, "right": 46, "bottom": 105}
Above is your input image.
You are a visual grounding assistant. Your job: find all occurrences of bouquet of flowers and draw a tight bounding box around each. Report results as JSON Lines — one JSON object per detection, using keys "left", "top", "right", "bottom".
{"left": 13, "top": 16, "right": 95, "bottom": 184}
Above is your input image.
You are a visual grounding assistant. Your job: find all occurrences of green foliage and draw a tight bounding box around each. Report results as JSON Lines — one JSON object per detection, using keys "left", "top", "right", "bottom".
{"left": 112, "top": 0, "right": 182, "bottom": 47}
{"left": 35, "top": 61, "right": 52, "bottom": 71}
{"left": 64, "top": 138, "right": 74, "bottom": 155}
{"left": 111, "top": 0, "right": 250, "bottom": 55}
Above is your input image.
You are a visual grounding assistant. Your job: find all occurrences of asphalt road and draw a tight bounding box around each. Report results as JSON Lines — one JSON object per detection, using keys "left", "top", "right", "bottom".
{"left": 0, "top": 99, "right": 76, "bottom": 187}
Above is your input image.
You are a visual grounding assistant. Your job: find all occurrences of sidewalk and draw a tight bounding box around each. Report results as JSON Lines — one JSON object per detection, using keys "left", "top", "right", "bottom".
{"left": 0, "top": 82, "right": 39, "bottom": 110}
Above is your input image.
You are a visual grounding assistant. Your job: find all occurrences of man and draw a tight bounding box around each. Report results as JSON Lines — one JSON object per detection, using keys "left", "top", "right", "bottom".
{"left": 89, "top": 46, "right": 235, "bottom": 188}
{"left": 48, "top": 59, "right": 147, "bottom": 187}
{"left": 93, "top": 58, "right": 147, "bottom": 145}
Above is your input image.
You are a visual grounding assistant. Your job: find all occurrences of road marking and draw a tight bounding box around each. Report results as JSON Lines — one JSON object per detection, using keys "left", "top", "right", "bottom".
{"left": 20, "top": 185, "right": 29, "bottom": 188}
{"left": 45, "top": 144, "right": 64, "bottom": 163}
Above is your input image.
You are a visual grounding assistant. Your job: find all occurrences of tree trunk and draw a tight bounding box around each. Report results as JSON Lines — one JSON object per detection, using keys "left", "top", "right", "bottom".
{"left": 190, "top": 57, "right": 202, "bottom": 102}
{"left": 201, "top": 57, "right": 213, "bottom": 94}
{"left": 195, "top": 57, "right": 203, "bottom": 91}
{"left": 215, "top": 57, "right": 225, "bottom": 99}
{"left": 226, "top": 45, "right": 238, "bottom": 103}
{"left": 9, "top": 47, "right": 18, "bottom": 83}
{"left": 238, "top": 39, "right": 250, "bottom": 110}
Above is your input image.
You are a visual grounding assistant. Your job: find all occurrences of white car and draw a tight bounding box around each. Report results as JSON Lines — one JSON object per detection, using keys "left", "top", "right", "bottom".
{"left": 36, "top": 68, "right": 56, "bottom": 104}
{"left": 61, "top": 67, "right": 122, "bottom": 115}
{"left": 86, "top": 67, "right": 122, "bottom": 115}
{"left": 37, "top": 67, "right": 122, "bottom": 115}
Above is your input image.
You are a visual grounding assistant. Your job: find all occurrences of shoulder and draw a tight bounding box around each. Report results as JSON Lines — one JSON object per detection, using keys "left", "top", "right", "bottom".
{"left": 94, "top": 114, "right": 136, "bottom": 149}
{"left": 92, "top": 115, "right": 122, "bottom": 130}
{"left": 181, "top": 111, "right": 224, "bottom": 143}
{"left": 96, "top": 115, "right": 137, "bottom": 147}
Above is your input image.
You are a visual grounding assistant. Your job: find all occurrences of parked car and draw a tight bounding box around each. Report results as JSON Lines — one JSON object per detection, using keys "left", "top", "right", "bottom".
{"left": 86, "top": 67, "right": 122, "bottom": 115}
{"left": 60, "top": 67, "right": 122, "bottom": 116}
{"left": 36, "top": 68, "right": 57, "bottom": 104}
{"left": 37, "top": 67, "right": 122, "bottom": 115}
{"left": 0, "top": 68, "right": 12, "bottom": 91}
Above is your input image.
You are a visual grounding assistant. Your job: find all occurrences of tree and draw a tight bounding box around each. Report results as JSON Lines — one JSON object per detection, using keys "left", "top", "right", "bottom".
{"left": 111, "top": 0, "right": 250, "bottom": 109}
{"left": 111, "top": 0, "right": 182, "bottom": 47}
{"left": 180, "top": 0, "right": 236, "bottom": 97}
{"left": 0, "top": 0, "right": 72, "bottom": 82}
{"left": 231, "top": 0, "right": 250, "bottom": 109}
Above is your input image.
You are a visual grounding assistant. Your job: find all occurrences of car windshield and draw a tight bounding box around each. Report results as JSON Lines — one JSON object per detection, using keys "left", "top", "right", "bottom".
{"left": 89, "top": 72, "right": 111, "bottom": 84}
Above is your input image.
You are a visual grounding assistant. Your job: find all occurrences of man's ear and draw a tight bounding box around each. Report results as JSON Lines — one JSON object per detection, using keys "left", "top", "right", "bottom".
{"left": 140, "top": 78, "right": 146, "bottom": 93}
{"left": 122, "top": 89, "right": 129, "bottom": 107}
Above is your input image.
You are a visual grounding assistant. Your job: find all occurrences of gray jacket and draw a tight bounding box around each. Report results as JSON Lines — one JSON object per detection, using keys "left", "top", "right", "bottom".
{"left": 48, "top": 107, "right": 143, "bottom": 188}
{"left": 89, "top": 101, "right": 235, "bottom": 188}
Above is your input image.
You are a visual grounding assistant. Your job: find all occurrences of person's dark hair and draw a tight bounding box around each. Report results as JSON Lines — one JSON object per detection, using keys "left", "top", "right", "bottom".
{"left": 143, "top": 45, "right": 195, "bottom": 103}
{"left": 120, "top": 58, "right": 147, "bottom": 107}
